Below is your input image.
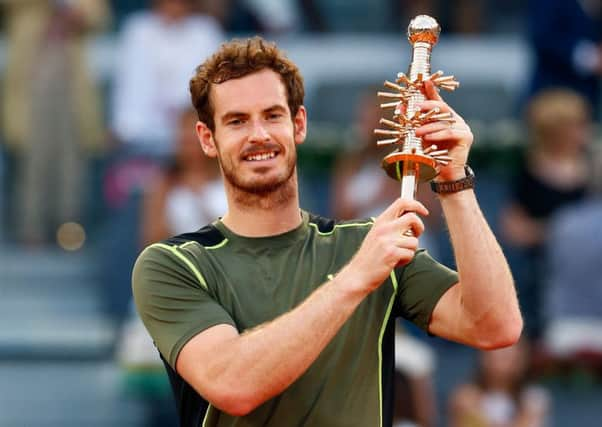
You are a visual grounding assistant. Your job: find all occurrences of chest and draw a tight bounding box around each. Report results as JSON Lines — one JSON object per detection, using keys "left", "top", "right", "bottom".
{"left": 203, "top": 235, "right": 362, "bottom": 331}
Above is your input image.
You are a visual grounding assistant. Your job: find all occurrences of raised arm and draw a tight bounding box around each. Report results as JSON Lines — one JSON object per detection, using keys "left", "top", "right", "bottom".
{"left": 176, "top": 198, "right": 428, "bottom": 416}
{"left": 415, "top": 81, "right": 522, "bottom": 349}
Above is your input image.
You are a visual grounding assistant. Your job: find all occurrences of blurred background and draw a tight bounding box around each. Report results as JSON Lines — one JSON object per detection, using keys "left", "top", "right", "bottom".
{"left": 0, "top": 0, "right": 601, "bottom": 426}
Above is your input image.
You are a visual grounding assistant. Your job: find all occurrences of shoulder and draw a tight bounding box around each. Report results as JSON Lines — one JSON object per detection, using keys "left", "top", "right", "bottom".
{"left": 133, "top": 223, "right": 227, "bottom": 290}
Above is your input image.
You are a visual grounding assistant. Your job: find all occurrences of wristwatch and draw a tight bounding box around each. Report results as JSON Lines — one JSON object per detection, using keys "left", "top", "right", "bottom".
{"left": 430, "top": 165, "right": 475, "bottom": 194}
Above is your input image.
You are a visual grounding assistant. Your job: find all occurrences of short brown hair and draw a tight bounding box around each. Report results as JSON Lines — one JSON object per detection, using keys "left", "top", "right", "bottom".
{"left": 526, "top": 88, "right": 591, "bottom": 142}
{"left": 189, "top": 36, "right": 305, "bottom": 131}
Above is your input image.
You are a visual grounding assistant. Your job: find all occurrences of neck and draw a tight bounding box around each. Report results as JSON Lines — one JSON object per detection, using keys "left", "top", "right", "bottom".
{"left": 221, "top": 175, "right": 302, "bottom": 237}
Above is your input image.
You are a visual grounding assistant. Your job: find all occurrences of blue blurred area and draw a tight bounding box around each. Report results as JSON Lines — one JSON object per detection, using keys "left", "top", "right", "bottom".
{"left": 1, "top": 1, "right": 601, "bottom": 426}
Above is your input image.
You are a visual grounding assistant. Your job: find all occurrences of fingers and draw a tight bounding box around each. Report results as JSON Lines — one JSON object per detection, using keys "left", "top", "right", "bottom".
{"left": 422, "top": 126, "right": 471, "bottom": 144}
{"left": 395, "top": 211, "right": 425, "bottom": 238}
{"left": 417, "top": 100, "right": 460, "bottom": 120}
{"left": 418, "top": 81, "right": 460, "bottom": 119}
{"left": 379, "top": 198, "right": 429, "bottom": 221}
{"left": 423, "top": 79, "right": 443, "bottom": 102}
{"left": 415, "top": 120, "right": 452, "bottom": 137}
{"left": 397, "top": 237, "right": 419, "bottom": 253}
{"left": 391, "top": 235, "right": 420, "bottom": 267}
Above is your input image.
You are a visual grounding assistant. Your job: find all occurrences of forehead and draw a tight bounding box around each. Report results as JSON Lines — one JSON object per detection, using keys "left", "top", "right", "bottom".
{"left": 210, "top": 69, "right": 289, "bottom": 116}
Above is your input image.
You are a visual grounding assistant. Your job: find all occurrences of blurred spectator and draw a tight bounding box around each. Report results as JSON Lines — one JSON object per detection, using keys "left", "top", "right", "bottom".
{"left": 111, "top": 0, "right": 224, "bottom": 159}
{"left": 538, "top": 199, "right": 602, "bottom": 375}
{"left": 501, "top": 88, "right": 601, "bottom": 339}
{"left": 101, "top": 5, "right": 223, "bottom": 320}
{"left": 331, "top": 91, "right": 399, "bottom": 220}
{"left": 140, "top": 108, "right": 227, "bottom": 245}
{"left": 393, "top": 326, "right": 438, "bottom": 427}
{"left": 449, "top": 340, "right": 550, "bottom": 427}
{"left": 1, "top": 0, "right": 110, "bottom": 245}
{"left": 526, "top": 0, "right": 602, "bottom": 115}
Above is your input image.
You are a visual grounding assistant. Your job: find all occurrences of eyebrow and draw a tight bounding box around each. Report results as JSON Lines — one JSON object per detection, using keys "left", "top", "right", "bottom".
{"left": 263, "top": 104, "right": 288, "bottom": 114}
{"left": 220, "top": 104, "right": 288, "bottom": 123}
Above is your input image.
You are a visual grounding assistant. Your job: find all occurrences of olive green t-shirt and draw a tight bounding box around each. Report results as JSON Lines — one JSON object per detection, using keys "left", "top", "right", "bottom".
{"left": 132, "top": 211, "right": 458, "bottom": 427}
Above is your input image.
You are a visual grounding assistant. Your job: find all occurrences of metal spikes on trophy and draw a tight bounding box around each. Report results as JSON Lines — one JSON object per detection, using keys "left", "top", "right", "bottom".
{"left": 374, "top": 15, "right": 460, "bottom": 230}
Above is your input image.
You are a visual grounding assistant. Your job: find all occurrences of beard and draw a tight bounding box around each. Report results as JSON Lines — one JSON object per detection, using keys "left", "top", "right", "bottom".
{"left": 216, "top": 139, "right": 298, "bottom": 209}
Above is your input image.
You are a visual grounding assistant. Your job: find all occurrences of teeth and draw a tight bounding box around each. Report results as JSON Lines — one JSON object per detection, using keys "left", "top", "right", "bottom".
{"left": 246, "top": 151, "right": 276, "bottom": 161}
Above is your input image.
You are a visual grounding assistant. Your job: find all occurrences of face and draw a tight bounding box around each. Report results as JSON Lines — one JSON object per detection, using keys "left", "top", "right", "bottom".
{"left": 555, "top": 116, "right": 591, "bottom": 152}
{"left": 196, "top": 69, "right": 306, "bottom": 195}
{"left": 156, "top": 0, "right": 192, "bottom": 21}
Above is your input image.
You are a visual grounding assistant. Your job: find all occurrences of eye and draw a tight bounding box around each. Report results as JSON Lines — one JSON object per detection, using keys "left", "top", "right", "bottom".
{"left": 268, "top": 112, "right": 284, "bottom": 121}
{"left": 227, "top": 118, "right": 244, "bottom": 126}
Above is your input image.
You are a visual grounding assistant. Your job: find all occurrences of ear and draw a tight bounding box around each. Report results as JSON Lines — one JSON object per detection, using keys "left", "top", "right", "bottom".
{"left": 196, "top": 121, "right": 218, "bottom": 158}
{"left": 293, "top": 106, "right": 307, "bottom": 145}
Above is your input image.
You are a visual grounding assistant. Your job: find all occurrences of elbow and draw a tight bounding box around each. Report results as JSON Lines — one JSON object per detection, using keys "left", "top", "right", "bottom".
{"left": 474, "top": 314, "right": 523, "bottom": 350}
{"left": 209, "top": 387, "right": 262, "bottom": 417}
{"left": 219, "top": 400, "right": 256, "bottom": 417}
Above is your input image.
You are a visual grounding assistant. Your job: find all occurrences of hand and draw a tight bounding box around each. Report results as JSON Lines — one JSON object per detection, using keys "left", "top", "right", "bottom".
{"left": 345, "top": 198, "right": 428, "bottom": 293}
{"left": 415, "top": 80, "right": 474, "bottom": 181}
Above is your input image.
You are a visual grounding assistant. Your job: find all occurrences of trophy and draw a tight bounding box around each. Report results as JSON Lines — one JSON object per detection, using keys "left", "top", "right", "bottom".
{"left": 374, "top": 15, "right": 459, "bottom": 209}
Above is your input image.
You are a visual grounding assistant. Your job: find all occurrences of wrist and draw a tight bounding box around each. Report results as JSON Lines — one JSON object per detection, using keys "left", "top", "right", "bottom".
{"left": 434, "top": 165, "right": 467, "bottom": 182}
{"left": 431, "top": 165, "right": 475, "bottom": 194}
{"left": 333, "top": 263, "right": 372, "bottom": 300}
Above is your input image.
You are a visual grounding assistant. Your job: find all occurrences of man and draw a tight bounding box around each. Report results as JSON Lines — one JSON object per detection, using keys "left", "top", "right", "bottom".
{"left": 132, "top": 37, "right": 522, "bottom": 427}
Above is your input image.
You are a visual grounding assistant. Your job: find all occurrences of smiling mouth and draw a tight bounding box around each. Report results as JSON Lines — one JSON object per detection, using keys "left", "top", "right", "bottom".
{"left": 243, "top": 151, "right": 279, "bottom": 161}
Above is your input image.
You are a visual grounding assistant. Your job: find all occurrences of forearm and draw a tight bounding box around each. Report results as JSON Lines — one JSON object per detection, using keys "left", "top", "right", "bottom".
{"left": 201, "top": 265, "right": 368, "bottom": 414}
{"left": 440, "top": 189, "right": 521, "bottom": 346}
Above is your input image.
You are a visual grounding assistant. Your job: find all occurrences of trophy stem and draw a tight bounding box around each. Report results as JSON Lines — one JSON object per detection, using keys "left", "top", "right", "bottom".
{"left": 401, "top": 160, "right": 419, "bottom": 200}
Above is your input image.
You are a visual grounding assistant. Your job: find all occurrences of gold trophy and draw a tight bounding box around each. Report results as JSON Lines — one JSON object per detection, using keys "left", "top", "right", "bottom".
{"left": 375, "top": 15, "right": 459, "bottom": 207}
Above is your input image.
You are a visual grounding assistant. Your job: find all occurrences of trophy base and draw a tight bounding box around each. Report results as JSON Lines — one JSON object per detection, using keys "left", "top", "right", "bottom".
{"left": 382, "top": 152, "right": 438, "bottom": 182}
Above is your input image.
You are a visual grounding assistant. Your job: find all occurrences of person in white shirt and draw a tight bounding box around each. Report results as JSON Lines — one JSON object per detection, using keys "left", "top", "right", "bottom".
{"left": 111, "top": 0, "right": 224, "bottom": 158}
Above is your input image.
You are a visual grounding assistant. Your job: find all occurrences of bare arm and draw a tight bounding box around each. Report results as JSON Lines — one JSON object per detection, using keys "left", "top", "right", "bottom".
{"left": 429, "top": 189, "right": 522, "bottom": 349}
{"left": 176, "top": 198, "right": 428, "bottom": 416}
{"left": 416, "top": 81, "right": 522, "bottom": 349}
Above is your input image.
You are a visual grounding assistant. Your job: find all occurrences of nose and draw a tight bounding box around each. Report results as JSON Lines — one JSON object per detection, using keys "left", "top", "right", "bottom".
{"left": 249, "top": 120, "right": 270, "bottom": 143}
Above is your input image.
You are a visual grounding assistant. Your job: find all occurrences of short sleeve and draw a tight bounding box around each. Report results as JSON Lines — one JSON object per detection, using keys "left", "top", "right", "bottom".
{"left": 132, "top": 244, "right": 236, "bottom": 368}
{"left": 395, "top": 249, "right": 458, "bottom": 331}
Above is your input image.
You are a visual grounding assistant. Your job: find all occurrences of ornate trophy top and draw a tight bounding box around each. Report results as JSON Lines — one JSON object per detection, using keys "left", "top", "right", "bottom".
{"left": 374, "top": 15, "right": 459, "bottom": 191}
{"left": 407, "top": 15, "right": 440, "bottom": 45}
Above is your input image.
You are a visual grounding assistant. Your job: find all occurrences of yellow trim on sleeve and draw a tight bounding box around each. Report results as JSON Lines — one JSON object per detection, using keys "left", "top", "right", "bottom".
{"left": 150, "top": 243, "right": 209, "bottom": 291}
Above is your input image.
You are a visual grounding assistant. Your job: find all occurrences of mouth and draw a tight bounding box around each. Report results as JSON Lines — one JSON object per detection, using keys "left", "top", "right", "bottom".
{"left": 242, "top": 149, "right": 280, "bottom": 162}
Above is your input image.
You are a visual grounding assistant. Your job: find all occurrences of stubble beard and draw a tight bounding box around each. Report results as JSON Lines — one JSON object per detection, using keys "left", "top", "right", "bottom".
{"left": 218, "top": 145, "right": 298, "bottom": 210}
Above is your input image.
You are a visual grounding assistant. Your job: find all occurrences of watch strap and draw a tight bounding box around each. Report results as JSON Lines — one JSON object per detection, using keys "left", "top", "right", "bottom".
{"left": 430, "top": 165, "right": 475, "bottom": 194}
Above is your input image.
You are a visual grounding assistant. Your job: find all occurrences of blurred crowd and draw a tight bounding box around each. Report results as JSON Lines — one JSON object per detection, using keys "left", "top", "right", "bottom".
{"left": 0, "top": 1, "right": 601, "bottom": 426}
